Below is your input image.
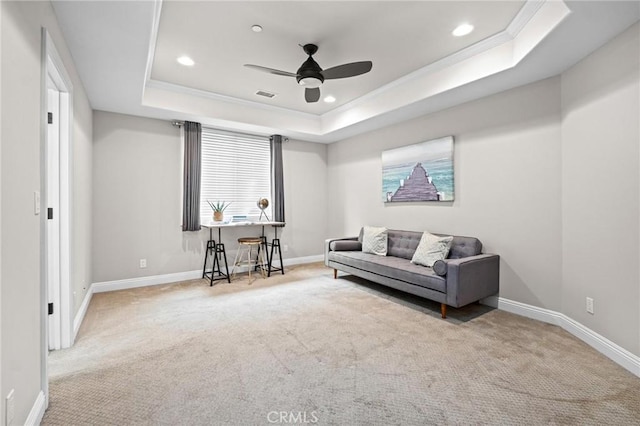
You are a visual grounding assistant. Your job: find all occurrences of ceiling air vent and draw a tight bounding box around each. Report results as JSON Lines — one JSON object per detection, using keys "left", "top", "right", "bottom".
{"left": 256, "top": 90, "right": 276, "bottom": 98}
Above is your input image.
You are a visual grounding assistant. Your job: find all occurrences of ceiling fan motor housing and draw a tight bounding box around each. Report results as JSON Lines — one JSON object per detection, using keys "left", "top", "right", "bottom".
{"left": 296, "top": 50, "right": 324, "bottom": 88}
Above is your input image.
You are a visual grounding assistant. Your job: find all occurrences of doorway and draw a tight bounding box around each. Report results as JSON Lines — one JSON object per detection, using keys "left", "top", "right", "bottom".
{"left": 41, "top": 29, "right": 74, "bottom": 406}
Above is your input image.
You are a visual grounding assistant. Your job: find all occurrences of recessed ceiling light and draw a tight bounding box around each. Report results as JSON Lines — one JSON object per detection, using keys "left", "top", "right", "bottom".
{"left": 251, "top": 25, "right": 263, "bottom": 33}
{"left": 177, "top": 56, "right": 195, "bottom": 66}
{"left": 452, "top": 23, "right": 474, "bottom": 37}
{"left": 324, "top": 95, "right": 336, "bottom": 103}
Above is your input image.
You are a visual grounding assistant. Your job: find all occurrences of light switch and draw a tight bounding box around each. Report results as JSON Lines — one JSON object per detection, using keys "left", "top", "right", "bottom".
{"left": 34, "top": 191, "right": 40, "bottom": 215}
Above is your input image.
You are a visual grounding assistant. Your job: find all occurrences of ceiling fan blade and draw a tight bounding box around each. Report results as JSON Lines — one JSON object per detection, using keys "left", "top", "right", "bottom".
{"left": 244, "top": 64, "right": 297, "bottom": 77}
{"left": 305, "top": 87, "right": 320, "bottom": 103}
{"left": 321, "top": 61, "right": 372, "bottom": 80}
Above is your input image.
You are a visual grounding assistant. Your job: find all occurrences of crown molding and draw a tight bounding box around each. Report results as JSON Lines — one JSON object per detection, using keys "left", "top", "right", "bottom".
{"left": 146, "top": 78, "right": 318, "bottom": 120}
{"left": 142, "top": 0, "right": 163, "bottom": 100}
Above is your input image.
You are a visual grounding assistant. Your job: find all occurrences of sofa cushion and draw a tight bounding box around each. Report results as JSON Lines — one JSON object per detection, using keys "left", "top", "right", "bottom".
{"left": 356, "top": 228, "right": 483, "bottom": 259}
{"left": 362, "top": 226, "right": 388, "bottom": 256}
{"left": 411, "top": 232, "right": 453, "bottom": 267}
{"left": 449, "top": 236, "right": 483, "bottom": 259}
{"left": 387, "top": 229, "right": 423, "bottom": 260}
{"left": 330, "top": 240, "right": 362, "bottom": 251}
{"left": 328, "top": 251, "right": 446, "bottom": 293}
{"left": 432, "top": 260, "right": 447, "bottom": 276}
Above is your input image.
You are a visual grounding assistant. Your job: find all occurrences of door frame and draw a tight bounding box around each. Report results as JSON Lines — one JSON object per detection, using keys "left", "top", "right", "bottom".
{"left": 46, "top": 80, "right": 61, "bottom": 350}
{"left": 40, "top": 28, "right": 74, "bottom": 404}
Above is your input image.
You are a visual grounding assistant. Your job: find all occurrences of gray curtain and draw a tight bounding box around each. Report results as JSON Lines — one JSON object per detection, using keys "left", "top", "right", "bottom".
{"left": 270, "top": 135, "right": 285, "bottom": 225}
{"left": 182, "top": 121, "right": 202, "bottom": 231}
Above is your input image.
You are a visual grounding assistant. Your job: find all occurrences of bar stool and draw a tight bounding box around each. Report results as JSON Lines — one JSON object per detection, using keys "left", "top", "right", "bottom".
{"left": 202, "top": 239, "right": 230, "bottom": 285}
{"left": 232, "top": 237, "right": 268, "bottom": 283}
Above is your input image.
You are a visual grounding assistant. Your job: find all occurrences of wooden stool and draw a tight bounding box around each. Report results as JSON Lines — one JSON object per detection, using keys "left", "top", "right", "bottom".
{"left": 232, "top": 237, "right": 267, "bottom": 283}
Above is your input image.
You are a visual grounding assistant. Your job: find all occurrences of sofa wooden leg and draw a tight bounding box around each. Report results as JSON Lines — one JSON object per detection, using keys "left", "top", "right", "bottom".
{"left": 333, "top": 269, "right": 337, "bottom": 279}
{"left": 441, "top": 303, "right": 447, "bottom": 319}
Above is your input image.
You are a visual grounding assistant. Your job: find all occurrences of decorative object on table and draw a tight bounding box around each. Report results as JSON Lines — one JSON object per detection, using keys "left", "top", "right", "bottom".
{"left": 382, "top": 136, "right": 454, "bottom": 203}
{"left": 207, "top": 200, "right": 231, "bottom": 222}
{"left": 257, "top": 198, "right": 271, "bottom": 221}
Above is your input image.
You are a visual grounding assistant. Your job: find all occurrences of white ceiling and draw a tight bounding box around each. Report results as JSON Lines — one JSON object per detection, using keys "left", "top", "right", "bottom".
{"left": 52, "top": 1, "right": 640, "bottom": 143}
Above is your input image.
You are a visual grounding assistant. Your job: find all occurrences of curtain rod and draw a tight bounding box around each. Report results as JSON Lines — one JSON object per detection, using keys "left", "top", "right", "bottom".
{"left": 172, "top": 120, "right": 289, "bottom": 142}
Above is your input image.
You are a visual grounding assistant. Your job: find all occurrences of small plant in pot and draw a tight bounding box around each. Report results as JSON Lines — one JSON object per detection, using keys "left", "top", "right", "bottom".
{"left": 207, "top": 200, "right": 231, "bottom": 222}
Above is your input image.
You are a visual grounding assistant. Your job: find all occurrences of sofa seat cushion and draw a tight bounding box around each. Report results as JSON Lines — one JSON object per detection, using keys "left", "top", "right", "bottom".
{"left": 328, "top": 251, "right": 446, "bottom": 293}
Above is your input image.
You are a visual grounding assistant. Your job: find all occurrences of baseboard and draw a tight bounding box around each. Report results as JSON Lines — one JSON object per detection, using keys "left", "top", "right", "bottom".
{"left": 25, "top": 390, "right": 45, "bottom": 426}
{"left": 496, "top": 297, "right": 565, "bottom": 326}
{"left": 92, "top": 270, "right": 203, "bottom": 293}
{"left": 494, "top": 297, "right": 640, "bottom": 377}
{"left": 73, "top": 286, "right": 94, "bottom": 341}
{"left": 283, "top": 254, "right": 324, "bottom": 266}
{"left": 559, "top": 314, "right": 640, "bottom": 378}
{"left": 91, "top": 254, "right": 324, "bottom": 294}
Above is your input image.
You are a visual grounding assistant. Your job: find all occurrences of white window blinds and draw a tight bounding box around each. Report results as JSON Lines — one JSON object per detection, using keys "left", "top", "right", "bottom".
{"left": 200, "top": 128, "right": 271, "bottom": 224}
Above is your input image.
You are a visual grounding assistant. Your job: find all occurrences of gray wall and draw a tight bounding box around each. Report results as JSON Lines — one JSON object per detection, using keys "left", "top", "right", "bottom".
{"left": 281, "top": 138, "right": 328, "bottom": 259}
{"left": 327, "top": 24, "right": 640, "bottom": 357}
{"left": 72, "top": 86, "right": 93, "bottom": 315}
{"left": 561, "top": 23, "right": 639, "bottom": 355}
{"left": 92, "top": 111, "right": 328, "bottom": 283}
{"left": 1, "top": 1, "right": 93, "bottom": 423}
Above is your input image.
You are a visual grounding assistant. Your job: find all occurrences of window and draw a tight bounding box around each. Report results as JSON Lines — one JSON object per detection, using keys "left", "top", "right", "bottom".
{"left": 200, "top": 128, "right": 271, "bottom": 224}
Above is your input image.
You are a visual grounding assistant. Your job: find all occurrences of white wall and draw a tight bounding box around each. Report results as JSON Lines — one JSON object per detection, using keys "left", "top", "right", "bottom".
{"left": 1, "top": 1, "right": 93, "bottom": 423}
{"left": 561, "top": 23, "right": 639, "bottom": 355}
{"left": 328, "top": 77, "right": 563, "bottom": 311}
{"left": 92, "top": 112, "right": 328, "bottom": 283}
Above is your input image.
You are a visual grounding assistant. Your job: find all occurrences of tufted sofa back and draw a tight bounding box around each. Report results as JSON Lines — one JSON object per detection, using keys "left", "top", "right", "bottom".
{"left": 386, "top": 230, "right": 422, "bottom": 260}
{"left": 360, "top": 228, "right": 483, "bottom": 260}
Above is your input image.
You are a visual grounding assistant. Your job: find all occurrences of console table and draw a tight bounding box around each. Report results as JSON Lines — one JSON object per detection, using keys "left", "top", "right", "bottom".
{"left": 201, "top": 221, "right": 285, "bottom": 285}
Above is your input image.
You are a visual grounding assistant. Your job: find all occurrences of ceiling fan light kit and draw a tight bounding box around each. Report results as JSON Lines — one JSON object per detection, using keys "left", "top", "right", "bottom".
{"left": 245, "top": 43, "right": 372, "bottom": 103}
{"left": 297, "top": 77, "right": 323, "bottom": 88}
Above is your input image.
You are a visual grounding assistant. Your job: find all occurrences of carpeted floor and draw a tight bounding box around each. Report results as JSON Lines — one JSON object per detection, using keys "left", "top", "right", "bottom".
{"left": 43, "top": 263, "right": 640, "bottom": 425}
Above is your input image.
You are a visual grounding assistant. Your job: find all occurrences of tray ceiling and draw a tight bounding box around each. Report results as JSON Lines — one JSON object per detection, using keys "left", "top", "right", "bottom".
{"left": 51, "top": 1, "right": 640, "bottom": 142}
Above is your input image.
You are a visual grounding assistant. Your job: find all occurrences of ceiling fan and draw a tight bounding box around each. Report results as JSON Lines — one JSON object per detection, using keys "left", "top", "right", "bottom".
{"left": 244, "top": 43, "right": 373, "bottom": 103}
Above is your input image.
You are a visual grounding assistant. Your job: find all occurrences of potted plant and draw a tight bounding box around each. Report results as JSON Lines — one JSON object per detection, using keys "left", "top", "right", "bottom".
{"left": 207, "top": 200, "right": 231, "bottom": 222}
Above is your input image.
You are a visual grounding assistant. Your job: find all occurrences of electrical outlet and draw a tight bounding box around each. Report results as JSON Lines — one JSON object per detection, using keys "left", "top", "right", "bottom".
{"left": 586, "top": 297, "right": 594, "bottom": 314}
{"left": 139, "top": 259, "right": 147, "bottom": 268}
{"left": 6, "top": 389, "right": 15, "bottom": 426}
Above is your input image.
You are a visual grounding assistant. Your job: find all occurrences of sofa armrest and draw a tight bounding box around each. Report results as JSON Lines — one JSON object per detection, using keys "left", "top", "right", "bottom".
{"left": 324, "top": 237, "right": 358, "bottom": 266}
{"left": 445, "top": 254, "right": 500, "bottom": 307}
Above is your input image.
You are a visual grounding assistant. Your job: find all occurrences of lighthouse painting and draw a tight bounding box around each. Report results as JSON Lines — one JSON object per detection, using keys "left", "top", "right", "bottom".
{"left": 382, "top": 136, "right": 454, "bottom": 202}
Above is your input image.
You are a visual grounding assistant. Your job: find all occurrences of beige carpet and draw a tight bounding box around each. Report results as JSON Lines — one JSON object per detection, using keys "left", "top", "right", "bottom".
{"left": 43, "top": 263, "right": 640, "bottom": 425}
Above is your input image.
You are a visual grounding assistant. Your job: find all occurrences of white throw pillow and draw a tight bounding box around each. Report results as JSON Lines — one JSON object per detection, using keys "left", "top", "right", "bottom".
{"left": 411, "top": 232, "right": 453, "bottom": 267}
{"left": 361, "top": 226, "right": 388, "bottom": 256}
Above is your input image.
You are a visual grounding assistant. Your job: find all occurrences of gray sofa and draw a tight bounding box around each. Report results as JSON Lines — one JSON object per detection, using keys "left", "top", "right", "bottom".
{"left": 325, "top": 229, "right": 499, "bottom": 318}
